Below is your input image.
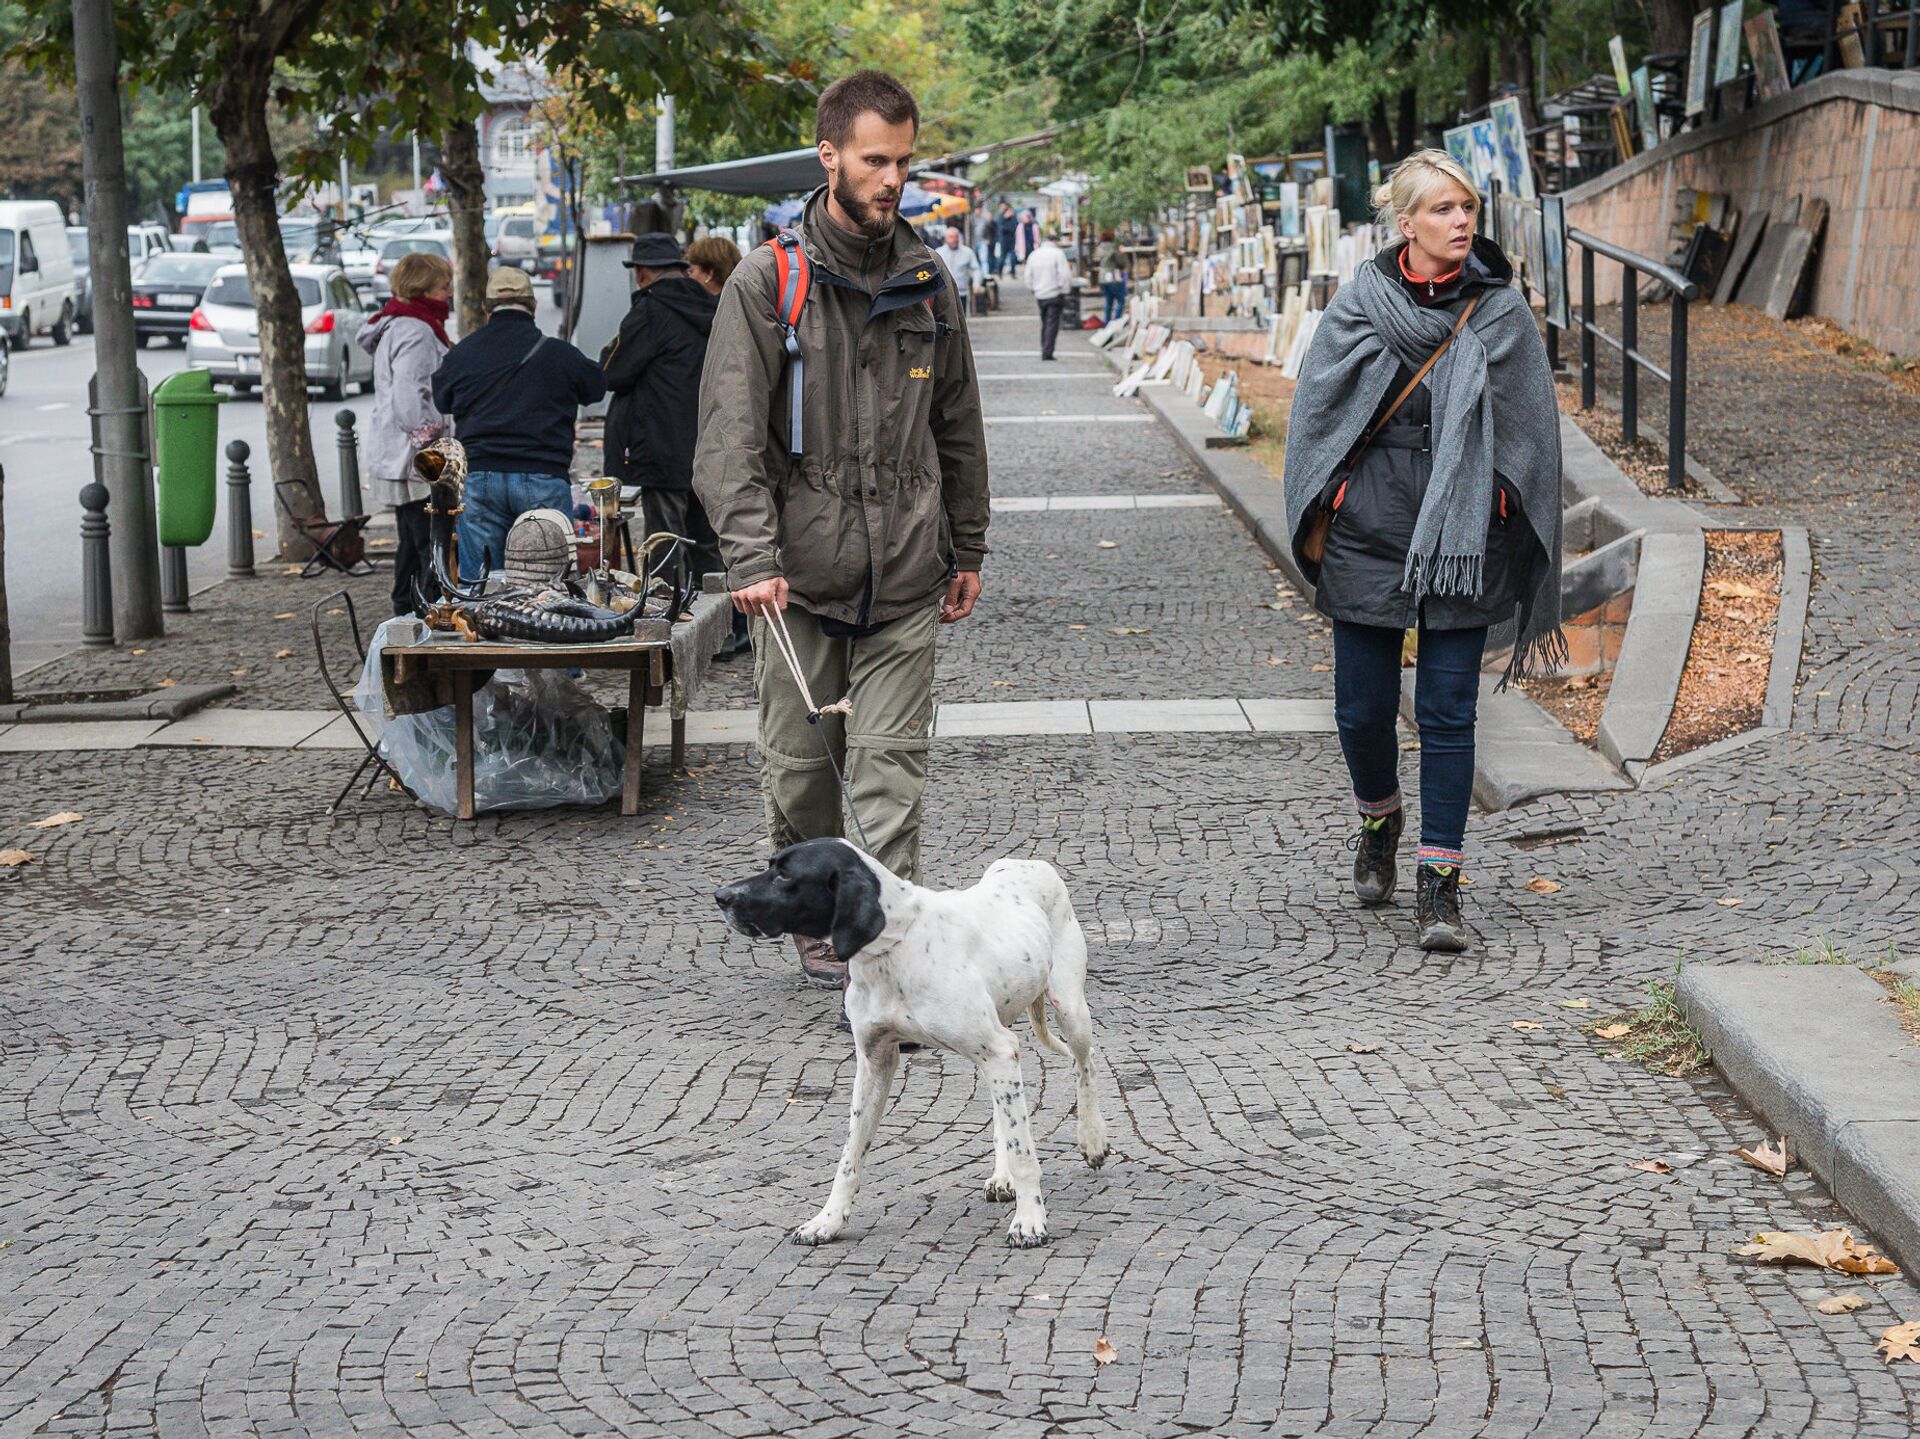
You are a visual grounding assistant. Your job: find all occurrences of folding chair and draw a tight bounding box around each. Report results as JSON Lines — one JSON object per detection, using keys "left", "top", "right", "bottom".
{"left": 277, "top": 480, "right": 375, "bottom": 578}
{"left": 310, "top": 590, "right": 413, "bottom": 814}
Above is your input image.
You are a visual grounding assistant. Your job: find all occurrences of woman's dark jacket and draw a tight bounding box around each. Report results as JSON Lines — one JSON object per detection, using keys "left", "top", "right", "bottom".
{"left": 1313, "top": 236, "right": 1540, "bottom": 631}
{"left": 601, "top": 274, "right": 718, "bottom": 491}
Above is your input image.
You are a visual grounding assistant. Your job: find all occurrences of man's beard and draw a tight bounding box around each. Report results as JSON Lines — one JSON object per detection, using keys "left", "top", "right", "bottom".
{"left": 833, "top": 174, "right": 897, "bottom": 238}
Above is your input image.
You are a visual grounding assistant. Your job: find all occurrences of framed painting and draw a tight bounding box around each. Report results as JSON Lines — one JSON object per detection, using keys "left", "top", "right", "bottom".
{"left": 1714, "top": 0, "right": 1745, "bottom": 86}
{"left": 1746, "top": 11, "right": 1791, "bottom": 101}
{"left": 1541, "top": 193, "right": 1570, "bottom": 331}
{"left": 1686, "top": 9, "right": 1715, "bottom": 116}
{"left": 1468, "top": 119, "right": 1500, "bottom": 193}
{"left": 1631, "top": 65, "right": 1660, "bottom": 151}
{"left": 1489, "top": 96, "right": 1535, "bottom": 199}
{"left": 1184, "top": 165, "right": 1214, "bottom": 194}
{"left": 1443, "top": 124, "right": 1477, "bottom": 186}
{"left": 1609, "top": 35, "right": 1632, "bottom": 95}
{"left": 1610, "top": 103, "right": 1636, "bottom": 162}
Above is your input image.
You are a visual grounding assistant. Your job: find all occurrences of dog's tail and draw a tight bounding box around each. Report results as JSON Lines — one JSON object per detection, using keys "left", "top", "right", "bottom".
{"left": 1027, "top": 997, "right": 1073, "bottom": 1057}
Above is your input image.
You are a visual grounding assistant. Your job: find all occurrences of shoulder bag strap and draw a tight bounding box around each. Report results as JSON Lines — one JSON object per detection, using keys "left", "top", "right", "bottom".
{"left": 1344, "top": 293, "right": 1481, "bottom": 468}
{"left": 465, "top": 332, "right": 548, "bottom": 417}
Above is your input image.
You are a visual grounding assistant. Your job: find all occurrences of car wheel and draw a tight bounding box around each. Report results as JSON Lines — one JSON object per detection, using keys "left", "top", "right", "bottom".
{"left": 13, "top": 309, "right": 28, "bottom": 350}
{"left": 171, "top": 335, "right": 187, "bottom": 348}
{"left": 0, "top": 345, "right": 10, "bottom": 398}
{"left": 232, "top": 380, "right": 257, "bottom": 395}
{"left": 320, "top": 363, "right": 346, "bottom": 403}
{"left": 51, "top": 304, "right": 71, "bottom": 346}
{"left": 135, "top": 332, "right": 152, "bottom": 349}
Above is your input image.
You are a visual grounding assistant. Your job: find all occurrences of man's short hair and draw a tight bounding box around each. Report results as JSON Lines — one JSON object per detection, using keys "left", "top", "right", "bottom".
{"left": 816, "top": 70, "right": 920, "bottom": 147}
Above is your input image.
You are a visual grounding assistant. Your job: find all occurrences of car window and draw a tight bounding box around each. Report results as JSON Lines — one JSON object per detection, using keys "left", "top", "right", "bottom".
{"left": 0, "top": 230, "right": 13, "bottom": 267}
{"left": 204, "top": 273, "right": 324, "bottom": 307}
{"left": 379, "top": 237, "right": 449, "bottom": 259}
{"left": 20, "top": 231, "right": 37, "bottom": 269}
{"left": 205, "top": 222, "right": 241, "bottom": 249}
{"left": 332, "top": 276, "right": 357, "bottom": 308}
{"left": 140, "top": 255, "right": 222, "bottom": 285}
{"left": 485, "top": 217, "right": 502, "bottom": 241}
{"left": 505, "top": 219, "right": 536, "bottom": 238}
{"left": 67, "top": 229, "right": 89, "bottom": 261}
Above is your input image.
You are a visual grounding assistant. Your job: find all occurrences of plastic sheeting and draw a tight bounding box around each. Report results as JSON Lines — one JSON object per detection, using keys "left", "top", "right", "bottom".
{"left": 353, "top": 618, "right": 626, "bottom": 816}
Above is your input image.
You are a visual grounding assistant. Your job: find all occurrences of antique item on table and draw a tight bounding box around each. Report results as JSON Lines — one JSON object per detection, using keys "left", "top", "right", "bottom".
{"left": 503, "top": 508, "right": 577, "bottom": 589}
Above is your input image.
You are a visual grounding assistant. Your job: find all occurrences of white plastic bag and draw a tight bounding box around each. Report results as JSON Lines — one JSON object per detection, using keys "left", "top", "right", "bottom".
{"left": 354, "top": 617, "right": 625, "bottom": 815}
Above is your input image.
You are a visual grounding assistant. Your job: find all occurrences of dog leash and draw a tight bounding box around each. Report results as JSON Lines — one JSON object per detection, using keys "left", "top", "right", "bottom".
{"left": 758, "top": 601, "right": 874, "bottom": 852}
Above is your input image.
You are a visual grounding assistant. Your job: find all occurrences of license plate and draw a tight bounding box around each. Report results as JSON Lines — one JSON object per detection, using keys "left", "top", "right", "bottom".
{"left": 161, "top": 293, "right": 198, "bottom": 306}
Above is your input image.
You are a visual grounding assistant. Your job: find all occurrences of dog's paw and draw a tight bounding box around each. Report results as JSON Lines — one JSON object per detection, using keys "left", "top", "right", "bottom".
{"left": 791, "top": 1216, "right": 843, "bottom": 1246}
{"left": 982, "top": 1175, "right": 1016, "bottom": 1203}
{"left": 1083, "top": 1145, "right": 1109, "bottom": 1170}
{"left": 1006, "top": 1218, "right": 1050, "bottom": 1249}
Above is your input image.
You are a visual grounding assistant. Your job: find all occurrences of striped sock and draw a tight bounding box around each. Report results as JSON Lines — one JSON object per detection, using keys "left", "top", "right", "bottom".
{"left": 1355, "top": 790, "right": 1403, "bottom": 821}
{"left": 1416, "top": 845, "right": 1465, "bottom": 873}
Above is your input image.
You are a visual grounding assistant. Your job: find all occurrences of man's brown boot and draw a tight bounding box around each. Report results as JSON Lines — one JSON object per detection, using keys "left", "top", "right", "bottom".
{"left": 794, "top": 934, "right": 847, "bottom": 990}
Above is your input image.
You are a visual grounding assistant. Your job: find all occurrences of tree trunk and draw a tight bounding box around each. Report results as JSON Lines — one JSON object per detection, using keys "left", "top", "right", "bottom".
{"left": 212, "top": 88, "right": 318, "bottom": 558}
{"left": 1649, "top": 0, "right": 1699, "bottom": 54}
{"left": 1467, "top": 35, "right": 1492, "bottom": 115}
{"left": 0, "top": 462, "right": 10, "bottom": 704}
{"left": 1502, "top": 31, "right": 1539, "bottom": 132}
{"left": 1367, "top": 97, "right": 1395, "bottom": 167}
{"left": 1395, "top": 83, "right": 1419, "bottom": 156}
{"left": 442, "top": 118, "right": 489, "bottom": 337}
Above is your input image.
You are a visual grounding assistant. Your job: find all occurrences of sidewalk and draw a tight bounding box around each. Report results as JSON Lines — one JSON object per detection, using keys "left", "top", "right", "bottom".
{"left": 2, "top": 284, "right": 1918, "bottom": 1437}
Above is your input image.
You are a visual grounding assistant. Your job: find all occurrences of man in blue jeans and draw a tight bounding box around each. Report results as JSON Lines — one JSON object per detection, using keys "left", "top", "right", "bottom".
{"left": 431, "top": 267, "right": 607, "bottom": 579}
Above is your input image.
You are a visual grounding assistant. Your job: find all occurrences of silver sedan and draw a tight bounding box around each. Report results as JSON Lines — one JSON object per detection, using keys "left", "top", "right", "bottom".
{"left": 185, "top": 261, "right": 373, "bottom": 400}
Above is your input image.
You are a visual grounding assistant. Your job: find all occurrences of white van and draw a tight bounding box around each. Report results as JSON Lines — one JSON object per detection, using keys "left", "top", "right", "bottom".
{"left": 0, "top": 201, "right": 79, "bottom": 349}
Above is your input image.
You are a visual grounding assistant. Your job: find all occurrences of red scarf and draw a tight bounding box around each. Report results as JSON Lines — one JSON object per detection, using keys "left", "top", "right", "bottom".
{"left": 376, "top": 294, "right": 452, "bottom": 348}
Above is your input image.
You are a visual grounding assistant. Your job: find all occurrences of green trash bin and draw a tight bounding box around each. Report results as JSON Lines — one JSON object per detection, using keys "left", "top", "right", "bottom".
{"left": 153, "top": 368, "right": 227, "bottom": 547}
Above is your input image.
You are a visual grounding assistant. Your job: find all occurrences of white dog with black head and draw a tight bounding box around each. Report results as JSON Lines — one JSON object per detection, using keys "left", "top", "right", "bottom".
{"left": 714, "top": 838, "right": 1109, "bottom": 1248}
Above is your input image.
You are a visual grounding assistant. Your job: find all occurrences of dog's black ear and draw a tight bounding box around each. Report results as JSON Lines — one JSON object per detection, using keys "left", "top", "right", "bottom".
{"left": 829, "top": 853, "right": 885, "bottom": 961}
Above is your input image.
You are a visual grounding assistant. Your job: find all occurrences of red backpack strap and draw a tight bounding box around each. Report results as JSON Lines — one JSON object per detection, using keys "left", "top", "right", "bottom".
{"left": 764, "top": 228, "right": 810, "bottom": 455}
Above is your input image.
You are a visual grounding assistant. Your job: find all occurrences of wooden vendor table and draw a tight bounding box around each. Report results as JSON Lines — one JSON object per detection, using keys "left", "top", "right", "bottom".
{"left": 382, "top": 631, "right": 682, "bottom": 820}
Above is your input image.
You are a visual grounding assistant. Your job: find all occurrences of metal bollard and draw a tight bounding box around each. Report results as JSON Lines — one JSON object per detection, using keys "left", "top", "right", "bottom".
{"left": 335, "top": 408, "right": 363, "bottom": 519}
{"left": 226, "top": 439, "right": 255, "bottom": 577}
{"left": 161, "top": 545, "right": 190, "bottom": 613}
{"left": 80, "top": 480, "right": 114, "bottom": 647}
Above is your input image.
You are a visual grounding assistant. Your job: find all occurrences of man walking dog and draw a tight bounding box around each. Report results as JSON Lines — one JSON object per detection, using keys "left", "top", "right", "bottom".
{"left": 694, "top": 69, "right": 990, "bottom": 999}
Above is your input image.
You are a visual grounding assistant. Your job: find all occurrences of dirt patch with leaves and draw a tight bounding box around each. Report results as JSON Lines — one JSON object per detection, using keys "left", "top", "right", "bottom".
{"left": 1555, "top": 378, "right": 1704, "bottom": 499}
{"left": 1652, "top": 529, "right": 1783, "bottom": 763}
{"left": 1590, "top": 976, "right": 1710, "bottom": 1077}
{"left": 1789, "top": 316, "right": 1920, "bottom": 396}
{"left": 1516, "top": 669, "right": 1612, "bottom": 746}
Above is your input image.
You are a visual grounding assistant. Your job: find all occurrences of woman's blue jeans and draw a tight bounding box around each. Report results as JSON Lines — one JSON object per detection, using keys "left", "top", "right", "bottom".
{"left": 1101, "top": 281, "right": 1127, "bottom": 322}
{"left": 457, "top": 471, "right": 575, "bottom": 579}
{"left": 1331, "top": 620, "right": 1487, "bottom": 852}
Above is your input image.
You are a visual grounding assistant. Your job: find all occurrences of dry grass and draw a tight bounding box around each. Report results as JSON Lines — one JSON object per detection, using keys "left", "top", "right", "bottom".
{"left": 1790, "top": 316, "right": 1920, "bottom": 395}
{"left": 1592, "top": 976, "right": 1711, "bottom": 1078}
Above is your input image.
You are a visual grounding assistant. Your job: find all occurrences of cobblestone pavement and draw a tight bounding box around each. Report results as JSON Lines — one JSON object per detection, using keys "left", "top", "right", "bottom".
{"left": 3, "top": 289, "right": 1920, "bottom": 1437}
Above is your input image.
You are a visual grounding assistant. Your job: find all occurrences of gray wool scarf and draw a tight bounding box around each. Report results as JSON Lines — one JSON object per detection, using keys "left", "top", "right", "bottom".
{"left": 1281, "top": 260, "right": 1566, "bottom": 683}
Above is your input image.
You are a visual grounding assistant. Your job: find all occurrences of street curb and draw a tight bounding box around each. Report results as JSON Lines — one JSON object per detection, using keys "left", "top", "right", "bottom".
{"left": 5, "top": 683, "right": 235, "bottom": 724}
{"left": 1765, "top": 527, "right": 1812, "bottom": 730}
{"left": 1597, "top": 528, "right": 1705, "bottom": 777}
{"left": 1676, "top": 963, "right": 1920, "bottom": 1276}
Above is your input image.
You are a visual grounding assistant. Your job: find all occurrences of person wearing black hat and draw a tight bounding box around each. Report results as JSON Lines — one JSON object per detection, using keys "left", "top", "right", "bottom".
{"left": 601, "top": 233, "right": 732, "bottom": 643}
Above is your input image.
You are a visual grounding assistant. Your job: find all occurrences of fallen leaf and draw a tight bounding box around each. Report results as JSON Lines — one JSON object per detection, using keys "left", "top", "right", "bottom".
{"left": 1736, "top": 1229, "right": 1899, "bottom": 1275}
{"left": 1559, "top": 997, "right": 1592, "bottom": 1010}
{"left": 1707, "top": 578, "right": 1768, "bottom": 600}
{"left": 1345, "top": 1042, "right": 1383, "bottom": 1054}
{"left": 1310, "top": 663, "right": 1331, "bottom": 672}
{"left": 1068, "top": 624, "right": 1088, "bottom": 631}
{"left": 251, "top": 528, "right": 267, "bottom": 539}
{"left": 1511, "top": 1020, "right": 1544, "bottom": 1031}
{"left": 1595, "top": 1022, "right": 1633, "bottom": 1040}
{"left": 1878, "top": 1320, "right": 1920, "bottom": 1363}
{"left": 1032, "top": 1291, "right": 1052, "bottom": 1301}
{"left": 129, "top": 647, "right": 147, "bottom": 655}
{"left": 274, "top": 648, "right": 294, "bottom": 659}
{"left": 1732, "top": 1137, "right": 1790, "bottom": 1178}
{"left": 230, "top": 668, "right": 249, "bottom": 677}
{"left": 1628, "top": 1159, "right": 1673, "bottom": 1174}
{"left": 326, "top": 607, "right": 345, "bottom": 617}
{"left": 1265, "top": 655, "right": 1284, "bottom": 665}
{"left": 273, "top": 611, "right": 295, "bottom": 620}
{"left": 1109, "top": 627, "right": 1151, "bottom": 636}
{"left": 1525, "top": 877, "right": 1563, "bottom": 894}
{"left": 1817, "top": 1293, "right": 1869, "bottom": 1315}
{"left": 157, "top": 678, "right": 176, "bottom": 688}
{"left": 29, "top": 812, "right": 83, "bottom": 829}
{"left": 1096, "top": 540, "right": 1119, "bottom": 550}
{"left": 0, "top": 849, "right": 34, "bottom": 867}
{"left": 1094, "top": 1336, "right": 1117, "bottom": 1366}
{"left": 1717, "top": 896, "right": 1744, "bottom": 907}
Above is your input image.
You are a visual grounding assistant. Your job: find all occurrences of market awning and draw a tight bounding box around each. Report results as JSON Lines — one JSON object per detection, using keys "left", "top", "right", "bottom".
{"left": 616, "top": 147, "right": 825, "bottom": 198}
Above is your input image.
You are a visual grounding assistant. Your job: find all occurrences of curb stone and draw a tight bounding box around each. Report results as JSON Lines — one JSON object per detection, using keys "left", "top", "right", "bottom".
{"left": 1676, "top": 963, "right": 1920, "bottom": 1276}
{"left": 9, "top": 683, "right": 236, "bottom": 724}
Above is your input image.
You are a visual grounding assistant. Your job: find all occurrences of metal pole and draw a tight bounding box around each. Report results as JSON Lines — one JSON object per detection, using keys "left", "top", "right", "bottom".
{"left": 80, "top": 480, "right": 113, "bottom": 647}
{"left": 191, "top": 105, "right": 202, "bottom": 184}
{"left": 340, "top": 153, "right": 350, "bottom": 223}
{"left": 335, "top": 409, "right": 363, "bottom": 518}
{"left": 655, "top": 95, "right": 676, "bottom": 172}
{"left": 1580, "top": 243, "right": 1596, "bottom": 410}
{"left": 226, "top": 439, "right": 256, "bottom": 577}
{"left": 161, "top": 545, "right": 190, "bottom": 612}
{"left": 74, "top": 0, "right": 163, "bottom": 641}
{"left": 412, "top": 136, "right": 422, "bottom": 211}
{"left": 1620, "top": 261, "right": 1638, "bottom": 446}
{"left": 1668, "top": 289, "right": 1688, "bottom": 491}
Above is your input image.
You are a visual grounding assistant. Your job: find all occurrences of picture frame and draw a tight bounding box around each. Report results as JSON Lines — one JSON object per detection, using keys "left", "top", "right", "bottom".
{"left": 1541, "top": 193, "right": 1570, "bottom": 331}
{"left": 1631, "top": 65, "right": 1660, "bottom": 151}
{"left": 1609, "top": 35, "right": 1632, "bottom": 96}
{"left": 1837, "top": 3, "right": 1867, "bottom": 67}
{"left": 1184, "top": 165, "right": 1214, "bottom": 194}
{"left": 1468, "top": 119, "right": 1500, "bottom": 194}
{"left": 1279, "top": 182, "right": 1301, "bottom": 238}
{"left": 1714, "top": 1, "right": 1745, "bottom": 87}
{"left": 1746, "top": 11, "right": 1791, "bottom": 101}
{"left": 1609, "top": 103, "right": 1636, "bottom": 162}
{"left": 1443, "top": 124, "right": 1477, "bottom": 184}
{"left": 1524, "top": 201, "right": 1545, "bottom": 300}
{"left": 1489, "top": 96, "right": 1535, "bottom": 199}
{"left": 1686, "top": 9, "right": 1715, "bottom": 116}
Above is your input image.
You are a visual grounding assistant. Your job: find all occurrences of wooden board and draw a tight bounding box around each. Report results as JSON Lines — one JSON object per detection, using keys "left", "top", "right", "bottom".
{"left": 1733, "top": 197, "right": 1804, "bottom": 307}
{"left": 1713, "top": 211, "right": 1766, "bottom": 304}
{"left": 1762, "top": 227, "right": 1817, "bottom": 320}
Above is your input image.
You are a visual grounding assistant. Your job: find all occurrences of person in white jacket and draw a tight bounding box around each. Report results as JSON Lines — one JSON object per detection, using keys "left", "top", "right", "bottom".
{"left": 355, "top": 251, "right": 454, "bottom": 615}
{"left": 1025, "top": 231, "right": 1074, "bottom": 361}
{"left": 934, "top": 225, "right": 983, "bottom": 305}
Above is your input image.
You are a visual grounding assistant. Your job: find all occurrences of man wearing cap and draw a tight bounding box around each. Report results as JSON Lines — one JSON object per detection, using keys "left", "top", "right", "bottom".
{"left": 432, "top": 267, "right": 607, "bottom": 579}
{"left": 601, "top": 234, "right": 725, "bottom": 611}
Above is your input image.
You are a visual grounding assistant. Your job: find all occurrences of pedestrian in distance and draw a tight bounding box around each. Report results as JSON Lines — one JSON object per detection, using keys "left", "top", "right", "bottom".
{"left": 934, "top": 223, "right": 983, "bottom": 303}
{"left": 693, "top": 68, "right": 990, "bottom": 1004}
{"left": 1281, "top": 148, "right": 1563, "bottom": 953}
{"left": 431, "top": 267, "right": 606, "bottom": 581}
{"left": 1093, "top": 230, "right": 1128, "bottom": 324}
{"left": 685, "top": 235, "right": 742, "bottom": 297}
{"left": 600, "top": 233, "right": 729, "bottom": 632}
{"left": 355, "top": 250, "right": 454, "bottom": 616}
{"left": 1014, "top": 208, "right": 1038, "bottom": 269}
{"left": 1026, "top": 229, "right": 1074, "bottom": 362}
{"left": 992, "top": 200, "right": 1018, "bottom": 276}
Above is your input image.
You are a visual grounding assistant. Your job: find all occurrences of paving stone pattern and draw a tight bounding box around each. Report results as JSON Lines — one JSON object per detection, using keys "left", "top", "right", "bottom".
{"left": 3, "top": 290, "right": 1919, "bottom": 1436}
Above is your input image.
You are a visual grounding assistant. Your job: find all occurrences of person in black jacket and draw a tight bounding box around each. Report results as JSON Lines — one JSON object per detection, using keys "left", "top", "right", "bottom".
{"left": 600, "top": 234, "right": 726, "bottom": 615}
{"left": 431, "top": 267, "right": 606, "bottom": 580}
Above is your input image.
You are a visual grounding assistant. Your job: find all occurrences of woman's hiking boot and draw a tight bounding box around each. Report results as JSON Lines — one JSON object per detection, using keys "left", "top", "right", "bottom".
{"left": 794, "top": 934, "right": 847, "bottom": 989}
{"left": 1415, "top": 864, "right": 1470, "bottom": 952}
{"left": 1349, "top": 807, "right": 1404, "bottom": 906}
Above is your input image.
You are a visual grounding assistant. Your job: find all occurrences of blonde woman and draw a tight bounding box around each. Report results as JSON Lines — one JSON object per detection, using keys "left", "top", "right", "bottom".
{"left": 685, "top": 235, "right": 742, "bottom": 297}
{"left": 357, "top": 249, "right": 454, "bottom": 615}
{"left": 1281, "top": 149, "right": 1563, "bottom": 952}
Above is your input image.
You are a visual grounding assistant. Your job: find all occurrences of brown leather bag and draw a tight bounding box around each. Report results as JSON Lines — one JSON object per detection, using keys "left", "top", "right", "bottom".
{"left": 1299, "top": 294, "right": 1481, "bottom": 566}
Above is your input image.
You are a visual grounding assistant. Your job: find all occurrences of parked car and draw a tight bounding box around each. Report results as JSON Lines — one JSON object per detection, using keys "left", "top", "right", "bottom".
{"left": 0, "top": 330, "right": 10, "bottom": 397}
{"left": 129, "top": 222, "right": 171, "bottom": 266}
{"left": 67, "top": 223, "right": 175, "bottom": 333}
{"left": 0, "top": 200, "right": 79, "bottom": 349}
{"left": 340, "top": 230, "right": 381, "bottom": 291}
{"left": 165, "top": 233, "right": 211, "bottom": 253}
{"left": 131, "top": 251, "right": 228, "bottom": 346}
{"left": 370, "top": 231, "right": 452, "bottom": 298}
{"left": 187, "top": 262, "right": 373, "bottom": 400}
{"left": 200, "top": 220, "right": 241, "bottom": 254}
{"left": 489, "top": 211, "right": 541, "bottom": 271}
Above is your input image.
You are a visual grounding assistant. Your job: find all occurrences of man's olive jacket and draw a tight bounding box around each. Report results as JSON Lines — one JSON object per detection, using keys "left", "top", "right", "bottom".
{"left": 692, "top": 187, "right": 990, "bottom": 626}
